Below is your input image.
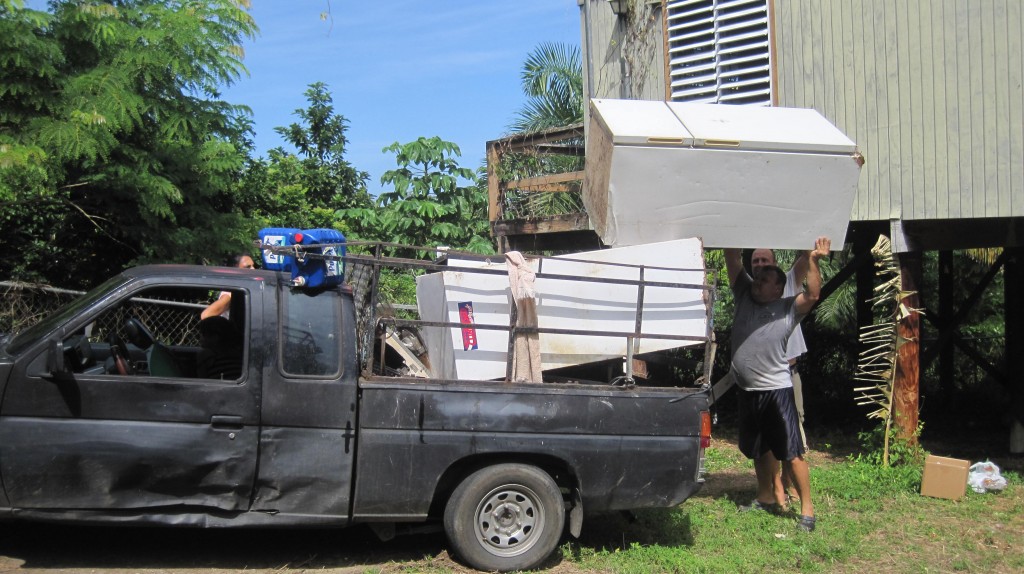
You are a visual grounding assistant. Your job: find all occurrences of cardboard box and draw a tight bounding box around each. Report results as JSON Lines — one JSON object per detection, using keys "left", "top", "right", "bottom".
{"left": 920, "top": 455, "right": 969, "bottom": 500}
{"left": 582, "top": 99, "right": 863, "bottom": 249}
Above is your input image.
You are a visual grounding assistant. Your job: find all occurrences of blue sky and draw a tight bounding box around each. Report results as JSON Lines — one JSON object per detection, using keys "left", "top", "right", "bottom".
{"left": 223, "top": 1, "right": 581, "bottom": 196}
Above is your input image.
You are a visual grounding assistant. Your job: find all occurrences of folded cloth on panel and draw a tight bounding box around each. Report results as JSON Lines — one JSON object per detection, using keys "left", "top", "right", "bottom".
{"left": 505, "top": 251, "right": 542, "bottom": 383}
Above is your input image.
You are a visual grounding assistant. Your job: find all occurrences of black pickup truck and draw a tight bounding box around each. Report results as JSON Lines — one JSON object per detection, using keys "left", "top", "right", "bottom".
{"left": 0, "top": 257, "right": 711, "bottom": 572}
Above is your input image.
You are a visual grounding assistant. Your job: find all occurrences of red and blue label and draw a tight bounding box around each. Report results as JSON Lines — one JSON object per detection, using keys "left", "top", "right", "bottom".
{"left": 458, "top": 302, "right": 478, "bottom": 351}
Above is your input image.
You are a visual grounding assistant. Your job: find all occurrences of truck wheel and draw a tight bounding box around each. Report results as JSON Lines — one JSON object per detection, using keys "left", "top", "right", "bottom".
{"left": 444, "top": 463, "right": 565, "bottom": 573}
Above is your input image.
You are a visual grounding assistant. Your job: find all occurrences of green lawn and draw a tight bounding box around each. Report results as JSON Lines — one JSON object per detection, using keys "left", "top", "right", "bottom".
{"left": 559, "top": 436, "right": 1023, "bottom": 574}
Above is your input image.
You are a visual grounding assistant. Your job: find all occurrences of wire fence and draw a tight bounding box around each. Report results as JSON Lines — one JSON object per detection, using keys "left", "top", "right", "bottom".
{"left": 0, "top": 281, "right": 207, "bottom": 346}
{"left": 0, "top": 282, "right": 82, "bottom": 335}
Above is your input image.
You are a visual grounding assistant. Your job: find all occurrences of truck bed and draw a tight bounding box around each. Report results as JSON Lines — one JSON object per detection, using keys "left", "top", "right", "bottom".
{"left": 351, "top": 376, "right": 708, "bottom": 520}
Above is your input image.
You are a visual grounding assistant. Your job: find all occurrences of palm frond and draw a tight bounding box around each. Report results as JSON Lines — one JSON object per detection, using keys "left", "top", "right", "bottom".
{"left": 851, "top": 234, "right": 914, "bottom": 465}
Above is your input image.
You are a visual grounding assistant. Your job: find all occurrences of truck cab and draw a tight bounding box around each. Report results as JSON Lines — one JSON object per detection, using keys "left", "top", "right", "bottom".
{"left": 0, "top": 265, "right": 358, "bottom": 524}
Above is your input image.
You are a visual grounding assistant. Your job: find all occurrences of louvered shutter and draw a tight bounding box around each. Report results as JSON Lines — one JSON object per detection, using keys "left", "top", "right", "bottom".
{"left": 665, "top": 0, "right": 772, "bottom": 105}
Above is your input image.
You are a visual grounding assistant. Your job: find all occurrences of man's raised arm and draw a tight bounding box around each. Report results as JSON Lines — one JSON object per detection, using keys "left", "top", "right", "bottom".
{"left": 795, "top": 237, "right": 831, "bottom": 315}
{"left": 724, "top": 248, "right": 744, "bottom": 286}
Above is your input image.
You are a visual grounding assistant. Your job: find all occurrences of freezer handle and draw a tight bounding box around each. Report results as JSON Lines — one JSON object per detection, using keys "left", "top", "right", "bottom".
{"left": 701, "top": 139, "right": 741, "bottom": 147}
{"left": 645, "top": 137, "right": 686, "bottom": 145}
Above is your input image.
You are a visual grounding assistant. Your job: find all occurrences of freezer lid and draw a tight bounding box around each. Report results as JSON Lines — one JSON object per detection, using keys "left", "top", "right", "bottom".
{"left": 666, "top": 102, "right": 858, "bottom": 154}
{"left": 591, "top": 99, "right": 694, "bottom": 146}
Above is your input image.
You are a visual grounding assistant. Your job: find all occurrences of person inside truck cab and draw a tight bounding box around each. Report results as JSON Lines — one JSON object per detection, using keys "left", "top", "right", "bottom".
{"left": 200, "top": 254, "right": 255, "bottom": 320}
{"left": 195, "top": 316, "right": 243, "bottom": 379}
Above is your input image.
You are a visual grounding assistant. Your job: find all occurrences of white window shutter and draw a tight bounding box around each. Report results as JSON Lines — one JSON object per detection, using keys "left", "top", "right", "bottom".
{"left": 666, "top": 0, "right": 772, "bottom": 105}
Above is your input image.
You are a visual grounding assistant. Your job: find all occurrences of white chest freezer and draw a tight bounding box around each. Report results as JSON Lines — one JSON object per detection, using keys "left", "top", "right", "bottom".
{"left": 415, "top": 239, "right": 709, "bottom": 381}
{"left": 583, "top": 99, "right": 863, "bottom": 249}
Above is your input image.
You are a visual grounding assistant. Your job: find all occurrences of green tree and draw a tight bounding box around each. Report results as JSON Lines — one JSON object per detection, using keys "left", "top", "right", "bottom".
{"left": 510, "top": 42, "right": 584, "bottom": 133}
{"left": 339, "top": 136, "right": 492, "bottom": 255}
{"left": 238, "top": 83, "right": 370, "bottom": 240}
{"left": 0, "top": 0, "right": 257, "bottom": 287}
{"left": 273, "top": 82, "right": 370, "bottom": 211}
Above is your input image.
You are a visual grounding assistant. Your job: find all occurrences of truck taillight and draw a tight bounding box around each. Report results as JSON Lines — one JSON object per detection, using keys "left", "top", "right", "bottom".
{"left": 700, "top": 410, "right": 711, "bottom": 449}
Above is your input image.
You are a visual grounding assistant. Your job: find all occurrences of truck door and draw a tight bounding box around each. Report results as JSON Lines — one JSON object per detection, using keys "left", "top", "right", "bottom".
{"left": 249, "top": 285, "right": 358, "bottom": 521}
{"left": 0, "top": 278, "right": 262, "bottom": 514}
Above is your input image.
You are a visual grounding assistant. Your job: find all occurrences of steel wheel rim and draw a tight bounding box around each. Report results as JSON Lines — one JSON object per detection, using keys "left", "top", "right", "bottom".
{"left": 473, "top": 483, "right": 545, "bottom": 557}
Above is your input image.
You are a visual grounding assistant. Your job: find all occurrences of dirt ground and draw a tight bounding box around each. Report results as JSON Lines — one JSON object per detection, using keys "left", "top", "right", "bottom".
{"left": 0, "top": 520, "right": 460, "bottom": 574}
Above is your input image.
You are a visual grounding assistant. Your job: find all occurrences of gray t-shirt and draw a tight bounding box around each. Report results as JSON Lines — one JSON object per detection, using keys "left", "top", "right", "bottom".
{"left": 730, "top": 273, "right": 805, "bottom": 391}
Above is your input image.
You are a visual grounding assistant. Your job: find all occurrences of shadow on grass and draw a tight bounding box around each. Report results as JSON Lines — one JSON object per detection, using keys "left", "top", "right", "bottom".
{"left": 0, "top": 522, "right": 447, "bottom": 571}
{"left": 570, "top": 508, "right": 694, "bottom": 553}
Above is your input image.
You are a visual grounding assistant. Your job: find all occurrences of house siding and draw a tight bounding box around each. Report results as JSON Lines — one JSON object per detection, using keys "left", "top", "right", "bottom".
{"left": 774, "top": 0, "right": 1024, "bottom": 222}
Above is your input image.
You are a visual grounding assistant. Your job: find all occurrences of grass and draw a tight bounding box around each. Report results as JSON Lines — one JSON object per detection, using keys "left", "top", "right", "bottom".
{"left": 554, "top": 435, "right": 1024, "bottom": 574}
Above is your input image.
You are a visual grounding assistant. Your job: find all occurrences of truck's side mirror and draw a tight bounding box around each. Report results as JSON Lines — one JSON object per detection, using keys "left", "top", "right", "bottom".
{"left": 44, "top": 338, "right": 71, "bottom": 381}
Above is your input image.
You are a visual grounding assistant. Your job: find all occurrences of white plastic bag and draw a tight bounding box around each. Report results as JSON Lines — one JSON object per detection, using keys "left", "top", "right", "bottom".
{"left": 967, "top": 461, "right": 1008, "bottom": 493}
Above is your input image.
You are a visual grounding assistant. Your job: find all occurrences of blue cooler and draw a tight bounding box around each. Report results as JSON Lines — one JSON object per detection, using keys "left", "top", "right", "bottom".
{"left": 257, "top": 227, "right": 345, "bottom": 288}
{"left": 258, "top": 227, "right": 300, "bottom": 273}
{"left": 294, "top": 228, "right": 346, "bottom": 288}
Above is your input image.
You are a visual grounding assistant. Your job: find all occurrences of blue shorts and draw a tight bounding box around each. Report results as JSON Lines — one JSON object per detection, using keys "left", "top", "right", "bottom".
{"left": 737, "top": 386, "right": 805, "bottom": 461}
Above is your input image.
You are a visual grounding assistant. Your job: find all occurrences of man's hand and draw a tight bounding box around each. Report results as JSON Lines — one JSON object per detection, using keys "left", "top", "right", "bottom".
{"left": 810, "top": 236, "right": 831, "bottom": 261}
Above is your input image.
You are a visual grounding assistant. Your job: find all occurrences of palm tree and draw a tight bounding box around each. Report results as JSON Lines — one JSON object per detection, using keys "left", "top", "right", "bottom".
{"left": 510, "top": 42, "right": 584, "bottom": 133}
{"left": 502, "top": 42, "right": 585, "bottom": 219}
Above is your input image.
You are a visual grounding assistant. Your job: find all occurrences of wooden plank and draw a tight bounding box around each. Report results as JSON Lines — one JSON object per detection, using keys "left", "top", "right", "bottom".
{"left": 948, "top": 0, "right": 965, "bottom": 219}
{"left": 830, "top": 0, "right": 847, "bottom": 131}
{"left": 934, "top": 0, "right": 950, "bottom": 219}
{"left": 970, "top": 2, "right": 989, "bottom": 219}
{"left": 502, "top": 184, "right": 578, "bottom": 194}
{"left": 797, "top": 0, "right": 809, "bottom": 107}
{"left": 1007, "top": 0, "right": 1024, "bottom": 216}
{"left": 918, "top": 0, "right": 937, "bottom": 219}
{"left": 506, "top": 171, "right": 585, "bottom": 191}
{"left": 870, "top": 0, "right": 889, "bottom": 220}
{"left": 993, "top": 0, "right": 1011, "bottom": 217}
{"left": 487, "top": 143, "right": 500, "bottom": 223}
{"left": 894, "top": 0, "right": 914, "bottom": 219}
{"left": 882, "top": 0, "right": 899, "bottom": 219}
{"left": 491, "top": 214, "right": 592, "bottom": 236}
{"left": 819, "top": 0, "right": 836, "bottom": 122}
{"left": 773, "top": 0, "right": 789, "bottom": 105}
{"left": 851, "top": 0, "right": 871, "bottom": 220}
{"left": 486, "top": 124, "right": 584, "bottom": 152}
{"left": 840, "top": 0, "right": 862, "bottom": 219}
{"left": 810, "top": 0, "right": 826, "bottom": 112}
{"left": 792, "top": 0, "right": 803, "bottom": 106}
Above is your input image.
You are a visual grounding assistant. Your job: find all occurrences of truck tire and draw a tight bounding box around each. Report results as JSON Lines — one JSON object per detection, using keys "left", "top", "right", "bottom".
{"left": 444, "top": 463, "right": 565, "bottom": 572}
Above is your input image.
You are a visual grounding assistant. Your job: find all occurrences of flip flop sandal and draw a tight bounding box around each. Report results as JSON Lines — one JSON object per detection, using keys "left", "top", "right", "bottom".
{"left": 797, "top": 514, "right": 817, "bottom": 532}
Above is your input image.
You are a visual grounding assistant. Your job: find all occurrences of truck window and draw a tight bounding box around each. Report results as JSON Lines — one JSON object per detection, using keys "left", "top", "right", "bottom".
{"left": 280, "top": 288, "right": 342, "bottom": 377}
{"left": 59, "top": 284, "right": 246, "bottom": 380}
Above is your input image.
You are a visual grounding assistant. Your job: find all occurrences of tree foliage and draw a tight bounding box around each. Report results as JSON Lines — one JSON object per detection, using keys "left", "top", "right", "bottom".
{"left": 0, "top": 0, "right": 257, "bottom": 287}
{"left": 510, "top": 42, "right": 583, "bottom": 134}
{"left": 339, "top": 136, "right": 492, "bottom": 255}
{"left": 237, "top": 82, "right": 370, "bottom": 244}
{"left": 272, "top": 82, "right": 370, "bottom": 210}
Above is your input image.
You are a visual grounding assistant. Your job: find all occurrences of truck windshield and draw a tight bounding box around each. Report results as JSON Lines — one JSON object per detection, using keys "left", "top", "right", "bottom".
{"left": 4, "top": 274, "right": 129, "bottom": 356}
